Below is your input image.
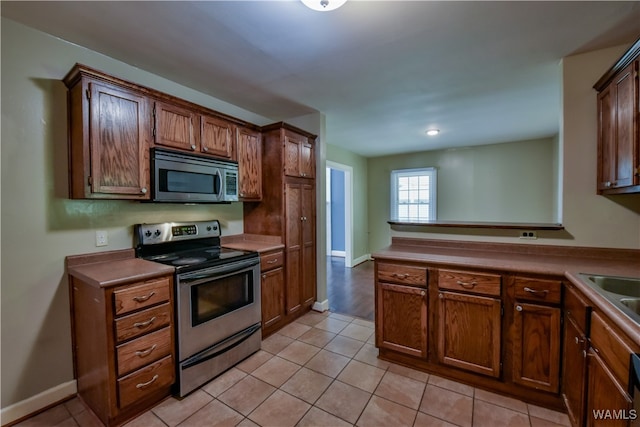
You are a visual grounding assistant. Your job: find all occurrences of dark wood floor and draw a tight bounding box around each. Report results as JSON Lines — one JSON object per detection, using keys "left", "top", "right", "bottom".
{"left": 326, "top": 256, "right": 374, "bottom": 321}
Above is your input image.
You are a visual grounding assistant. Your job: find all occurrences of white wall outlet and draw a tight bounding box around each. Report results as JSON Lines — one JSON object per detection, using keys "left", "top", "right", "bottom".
{"left": 519, "top": 230, "right": 537, "bottom": 240}
{"left": 95, "top": 230, "right": 108, "bottom": 247}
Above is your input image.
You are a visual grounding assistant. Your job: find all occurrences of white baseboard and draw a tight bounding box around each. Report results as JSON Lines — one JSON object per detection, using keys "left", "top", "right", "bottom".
{"left": 330, "top": 250, "right": 346, "bottom": 257}
{"left": 1, "top": 380, "right": 77, "bottom": 425}
{"left": 312, "top": 299, "right": 329, "bottom": 312}
{"left": 351, "top": 253, "right": 372, "bottom": 267}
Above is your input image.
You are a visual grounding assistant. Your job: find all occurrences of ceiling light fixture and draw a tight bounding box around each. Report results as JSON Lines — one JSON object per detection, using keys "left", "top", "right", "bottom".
{"left": 301, "top": 0, "right": 347, "bottom": 12}
{"left": 426, "top": 129, "right": 440, "bottom": 136}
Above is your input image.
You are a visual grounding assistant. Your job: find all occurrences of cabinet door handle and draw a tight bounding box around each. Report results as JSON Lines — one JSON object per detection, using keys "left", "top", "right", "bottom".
{"left": 203, "top": 147, "right": 208, "bottom": 152}
{"left": 133, "top": 316, "right": 156, "bottom": 329}
{"left": 136, "top": 374, "right": 159, "bottom": 389}
{"left": 140, "top": 187, "right": 148, "bottom": 194}
{"left": 515, "top": 305, "right": 523, "bottom": 312}
{"left": 132, "top": 292, "right": 155, "bottom": 303}
{"left": 421, "top": 290, "right": 426, "bottom": 296}
{"left": 456, "top": 280, "right": 477, "bottom": 289}
{"left": 262, "top": 274, "right": 266, "bottom": 279}
{"left": 574, "top": 336, "right": 585, "bottom": 345}
{"left": 190, "top": 145, "right": 196, "bottom": 150}
{"left": 135, "top": 344, "right": 157, "bottom": 357}
{"left": 523, "top": 287, "right": 549, "bottom": 296}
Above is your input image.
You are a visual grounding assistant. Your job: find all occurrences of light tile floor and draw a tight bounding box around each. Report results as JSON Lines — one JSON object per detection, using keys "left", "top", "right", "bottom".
{"left": 15, "top": 311, "right": 571, "bottom": 427}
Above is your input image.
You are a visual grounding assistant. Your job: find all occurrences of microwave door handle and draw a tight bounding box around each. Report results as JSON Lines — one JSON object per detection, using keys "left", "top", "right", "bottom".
{"left": 216, "top": 169, "right": 223, "bottom": 198}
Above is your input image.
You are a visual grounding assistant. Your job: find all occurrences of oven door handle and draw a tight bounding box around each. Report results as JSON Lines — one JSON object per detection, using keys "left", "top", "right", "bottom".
{"left": 179, "top": 258, "right": 259, "bottom": 285}
{"left": 181, "top": 323, "right": 261, "bottom": 370}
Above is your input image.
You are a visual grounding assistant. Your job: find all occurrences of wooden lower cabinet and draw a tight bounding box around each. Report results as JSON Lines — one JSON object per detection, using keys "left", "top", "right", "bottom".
{"left": 376, "top": 282, "right": 428, "bottom": 358}
{"left": 512, "top": 302, "right": 561, "bottom": 392}
{"left": 70, "top": 272, "right": 175, "bottom": 426}
{"left": 586, "top": 349, "right": 633, "bottom": 427}
{"left": 260, "top": 250, "right": 285, "bottom": 334}
{"left": 562, "top": 315, "right": 589, "bottom": 427}
{"left": 437, "top": 291, "right": 502, "bottom": 378}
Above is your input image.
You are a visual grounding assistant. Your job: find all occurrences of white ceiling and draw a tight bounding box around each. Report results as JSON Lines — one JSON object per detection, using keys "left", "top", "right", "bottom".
{"left": 2, "top": 1, "right": 640, "bottom": 157}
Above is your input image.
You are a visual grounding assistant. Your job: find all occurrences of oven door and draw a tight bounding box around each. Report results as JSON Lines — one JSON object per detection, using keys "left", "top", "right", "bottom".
{"left": 176, "top": 257, "right": 260, "bottom": 359}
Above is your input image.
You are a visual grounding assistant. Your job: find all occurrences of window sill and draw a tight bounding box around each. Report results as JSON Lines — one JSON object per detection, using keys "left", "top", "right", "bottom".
{"left": 387, "top": 220, "right": 564, "bottom": 230}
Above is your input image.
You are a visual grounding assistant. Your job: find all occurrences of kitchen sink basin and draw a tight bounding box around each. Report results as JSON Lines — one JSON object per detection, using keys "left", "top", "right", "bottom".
{"left": 585, "top": 275, "right": 640, "bottom": 297}
{"left": 620, "top": 298, "right": 640, "bottom": 315}
{"left": 578, "top": 273, "right": 640, "bottom": 324}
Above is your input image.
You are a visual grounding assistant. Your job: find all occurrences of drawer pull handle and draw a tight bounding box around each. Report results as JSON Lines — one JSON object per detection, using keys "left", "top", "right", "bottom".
{"left": 421, "top": 290, "right": 426, "bottom": 296}
{"left": 516, "top": 305, "right": 523, "bottom": 312}
{"left": 136, "top": 374, "right": 159, "bottom": 389}
{"left": 574, "top": 336, "right": 585, "bottom": 345}
{"left": 134, "top": 316, "right": 157, "bottom": 329}
{"left": 132, "top": 292, "right": 156, "bottom": 303}
{"left": 135, "top": 344, "right": 157, "bottom": 357}
{"left": 392, "top": 273, "right": 409, "bottom": 279}
{"left": 267, "top": 259, "right": 278, "bottom": 264}
{"left": 456, "top": 280, "right": 476, "bottom": 289}
{"left": 524, "top": 287, "right": 549, "bottom": 296}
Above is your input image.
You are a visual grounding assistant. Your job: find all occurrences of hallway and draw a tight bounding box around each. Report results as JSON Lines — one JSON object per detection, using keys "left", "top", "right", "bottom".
{"left": 326, "top": 257, "right": 374, "bottom": 321}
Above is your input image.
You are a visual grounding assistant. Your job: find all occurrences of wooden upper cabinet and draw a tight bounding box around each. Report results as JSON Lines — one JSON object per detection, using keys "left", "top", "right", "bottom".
{"left": 597, "top": 63, "right": 636, "bottom": 191}
{"left": 237, "top": 126, "right": 262, "bottom": 200}
{"left": 65, "top": 68, "right": 151, "bottom": 200}
{"left": 284, "top": 130, "right": 315, "bottom": 178}
{"left": 594, "top": 39, "right": 640, "bottom": 195}
{"left": 201, "top": 115, "right": 234, "bottom": 159}
{"left": 153, "top": 101, "right": 197, "bottom": 152}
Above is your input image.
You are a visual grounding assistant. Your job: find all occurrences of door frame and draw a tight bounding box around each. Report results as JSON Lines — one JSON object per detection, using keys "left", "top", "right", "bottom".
{"left": 326, "top": 161, "right": 353, "bottom": 268}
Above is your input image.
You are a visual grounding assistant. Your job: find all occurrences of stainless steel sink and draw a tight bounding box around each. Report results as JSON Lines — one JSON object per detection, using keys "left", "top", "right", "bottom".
{"left": 585, "top": 275, "right": 640, "bottom": 297}
{"left": 620, "top": 298, "right": 640, "bottom": 315}
{"left": 578, "top": 273, "right": 640, "bottom": 324}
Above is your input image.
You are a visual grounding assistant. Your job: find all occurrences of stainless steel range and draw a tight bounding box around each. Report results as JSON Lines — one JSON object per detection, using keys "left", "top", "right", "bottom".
{"left": 135, "top": 220, "right": 261, "bottom": 397}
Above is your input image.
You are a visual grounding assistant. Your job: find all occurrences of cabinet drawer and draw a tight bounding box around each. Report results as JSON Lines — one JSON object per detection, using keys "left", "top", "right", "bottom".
{"left": 564, "top": 283, "right": 589, "bottom": 333}
{"left": 377, "top": 263, "right": 427, "bottom": 287}
{"left": 115, "top": 302, "right": 171, "bottom": 343}
{"left": 438, "top": 270, "right": 501, "bottom": 297}
{"left": 117, "top": 355, "right": 174, "bottom": 408}
{"left": 261, "top": 251, "right": 284, "bottom": 271}
{"left": 116, "top": 327, "right": 172, "bottom": 376}
{"left": 590, "top": 311, "right": 636, "bottom": 390}
{"left": 114, "top": 277, "right": 171, "bottom": 316}
{"left": 514, "top": 277, "right": 562, "bottom": 304}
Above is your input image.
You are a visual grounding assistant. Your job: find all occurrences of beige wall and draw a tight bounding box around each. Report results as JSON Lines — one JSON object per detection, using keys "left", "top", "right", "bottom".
{"left": 368, "top": 137, "right": 560, "bottom": 252}
{"left": 0, "top": 18, "right": 274, "bottom": 411}
{"left": 368, "top": 44, "right": 640, "bottom": 251}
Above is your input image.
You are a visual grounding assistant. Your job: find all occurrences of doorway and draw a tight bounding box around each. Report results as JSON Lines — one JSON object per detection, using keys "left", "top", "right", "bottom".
{"left": 326, "top": 161, "right": 353, "bottom": 267}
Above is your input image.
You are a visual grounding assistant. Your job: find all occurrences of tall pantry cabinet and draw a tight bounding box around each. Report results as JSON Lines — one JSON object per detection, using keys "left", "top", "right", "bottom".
{"left": 244, "top": 122, "right": 317, "bottom": 336}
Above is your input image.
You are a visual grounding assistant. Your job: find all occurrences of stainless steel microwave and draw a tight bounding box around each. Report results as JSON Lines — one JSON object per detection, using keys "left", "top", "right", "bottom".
{"left": 151, "top": 148, "right": 239, "bottom": 203}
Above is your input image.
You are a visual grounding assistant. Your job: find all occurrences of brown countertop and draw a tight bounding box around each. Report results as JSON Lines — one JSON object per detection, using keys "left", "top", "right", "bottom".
{"left": 221, "top": 234, "right": 284, "bottom": 253}
{"left": 373, "top": 238, "right": 640, "bottom": 343}
{"left": 66, "top": 249, "right": 175, "bottom": 288}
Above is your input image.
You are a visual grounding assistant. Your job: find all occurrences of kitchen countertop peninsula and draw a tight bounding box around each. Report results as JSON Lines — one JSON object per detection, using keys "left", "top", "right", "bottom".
{"left": 374, "top": 237, "right": 640, "bottom": 342}
{"left": 66, "top": 248, "right": 174, "bottom": 288}
{"left": 221, "top": 234, "right": 284, "bottom": 253}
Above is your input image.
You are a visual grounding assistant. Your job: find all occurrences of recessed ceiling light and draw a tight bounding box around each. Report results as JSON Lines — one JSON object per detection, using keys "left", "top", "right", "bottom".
{"left": 426, "top": 129, "right": 440, "bottom": 136}
{"left": 301, "top": 0, "right": 347, "bottom": 11}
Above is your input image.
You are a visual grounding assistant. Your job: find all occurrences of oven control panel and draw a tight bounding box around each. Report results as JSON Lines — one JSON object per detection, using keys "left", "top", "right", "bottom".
{"left": 136, "top": 220, "right": 221, "bottom": 244}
